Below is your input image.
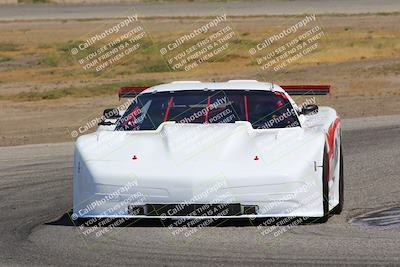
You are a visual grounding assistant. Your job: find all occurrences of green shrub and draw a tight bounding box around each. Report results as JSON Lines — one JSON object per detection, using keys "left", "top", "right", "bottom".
{"left": 0, "top": 56, "right": 12, "bottom": 63}
{"left": 0, "top": 43, "right": 19, "bottom": 51}
{"left": 40, "top": 53, "right": 59, "bottom": 67}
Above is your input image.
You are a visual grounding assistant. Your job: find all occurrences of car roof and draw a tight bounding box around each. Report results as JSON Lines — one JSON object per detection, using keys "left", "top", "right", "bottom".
{"left": 141, "top": 80, "right": 286, "bottom": 94}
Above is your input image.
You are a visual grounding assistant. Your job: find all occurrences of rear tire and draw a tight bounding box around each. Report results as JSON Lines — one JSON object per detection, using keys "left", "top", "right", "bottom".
{"left": 331, "top": 144, "right": 344, "bottom": 214}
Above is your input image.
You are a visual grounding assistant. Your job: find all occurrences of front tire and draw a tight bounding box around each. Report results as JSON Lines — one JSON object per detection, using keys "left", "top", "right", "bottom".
{"left": 318, "top": 146, "right": 330, "bottom": 223}
{"left": 331, "top": 144, "right": 344, "bottom": 214}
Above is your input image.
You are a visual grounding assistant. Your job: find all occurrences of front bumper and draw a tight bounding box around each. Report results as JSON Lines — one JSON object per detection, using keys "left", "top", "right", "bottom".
{"left": 73, "top": 181, "right": 324, "bottom": 219}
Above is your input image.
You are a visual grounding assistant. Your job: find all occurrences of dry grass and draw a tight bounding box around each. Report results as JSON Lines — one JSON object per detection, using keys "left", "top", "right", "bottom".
{"left": 0, "top": 14, "right": 399, "bottom": 100}
{"left": 0, "top": 79, "right": 160, "bottom": 101}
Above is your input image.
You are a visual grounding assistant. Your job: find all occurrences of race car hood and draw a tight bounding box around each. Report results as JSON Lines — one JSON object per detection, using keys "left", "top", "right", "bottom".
{"left": 74, "top": 122, "right": 326, "bottom": 206}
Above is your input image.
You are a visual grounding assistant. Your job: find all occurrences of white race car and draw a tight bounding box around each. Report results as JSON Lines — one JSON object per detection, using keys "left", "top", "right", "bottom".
{"left": 73, "top": 80, "right": 343, "bottom": 223}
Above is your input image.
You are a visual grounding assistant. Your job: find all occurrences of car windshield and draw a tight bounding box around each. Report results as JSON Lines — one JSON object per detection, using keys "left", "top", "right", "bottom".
{"left": 115, "top": 90, "right": 299, "bottom": 131}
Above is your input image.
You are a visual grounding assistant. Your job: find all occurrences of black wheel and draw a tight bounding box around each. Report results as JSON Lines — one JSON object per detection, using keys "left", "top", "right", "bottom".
{"left": 318, "top": 146, "right": 330, "bottom": 223}
{"left": 331, "top": 144, "right": 344, "bottom": 214}
{"left": 72, "top": 217, "right": 86, "bottom": 226}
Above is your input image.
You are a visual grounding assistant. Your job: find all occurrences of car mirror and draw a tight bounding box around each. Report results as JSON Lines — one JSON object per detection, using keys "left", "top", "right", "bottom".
{"left": 302, "top": 104, "right": 319, "bottom": 115}
{"left": 103, "top": 108, "right": 121, "bottom": 119}
{"left": 98, "top": 121, "right": 113, "bottom": 126}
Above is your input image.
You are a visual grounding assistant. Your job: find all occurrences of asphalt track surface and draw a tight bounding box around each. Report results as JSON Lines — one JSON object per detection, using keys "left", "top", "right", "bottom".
{"left": 0, "top": 115, "right": 399, "bottom": 266}
{"left": 1, "top": 0, "right": 400, "bottom": 21}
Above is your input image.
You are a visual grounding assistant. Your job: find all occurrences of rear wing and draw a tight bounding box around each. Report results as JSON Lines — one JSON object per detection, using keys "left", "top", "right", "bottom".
{"left": 119, "top": 86, "right": 149, "bottom": 99}
{"left": 118, "top": 84, "right": 330, "bottom": 98}
{"left": 279, "top": 85, "right": 330, "bottom": 95}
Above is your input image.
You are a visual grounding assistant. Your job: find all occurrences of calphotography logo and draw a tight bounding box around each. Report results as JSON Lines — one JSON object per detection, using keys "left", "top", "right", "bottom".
{"left": 71, "top": 180, "right": 146, "bottom": 242}
{"left": 68, "top": 98, "right": 133, "bottom": 139}
{"left": 249, "top": 13, "right": 325, "bottom": 75}
{"left": 250, "top": 14, "right": 317, "bottom": 54}
{"left": 159, "top": 11, "right": 239, "bottom": 72}
{"left": 76, "top": 14, "right": 139, "bottom": 51}
{"left": 70, "top": 10, "right": 150, "bottom": 74}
